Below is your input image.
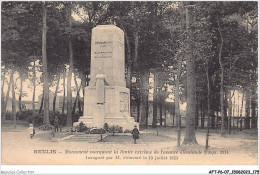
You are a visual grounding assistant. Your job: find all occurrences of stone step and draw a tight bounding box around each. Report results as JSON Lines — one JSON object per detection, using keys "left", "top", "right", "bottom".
{"left": 70, "top": 135, "right": 92, "bottom": 137}
{"left": 60, "top": 133, "right": 101, "bottom": 142}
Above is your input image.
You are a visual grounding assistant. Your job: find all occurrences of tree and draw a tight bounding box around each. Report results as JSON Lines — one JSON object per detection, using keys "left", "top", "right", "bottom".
{"left": 175, "top": 56, "right": 183, "bottom": 146}
{"left": 53, "top": 73, "right": 61, "bottom": 112}
{"left": 11, "top": 66, "right": 16, "bottom": 128}
{"left": 66, "top": 2, "right": 73, "bottom": 127}
{"left": 32, "top": 60, "right": 37, "bottom": 114}
{"left": 62, "top": 68, "right": 66, "bottom": 115}
{"left": 183, "top": 5, "right": 197, "bottom": 145}
{"left": 1, "top": 67, "right": 7, "bottom": 118}
{"left": 217, "top": 12, "right": 225, "bottom": 136}
{"left": 42, "top": 2, "right": 50, "bottom": 126}
{"left": 3, "top": 70, "right": 12, "bottom": 120}
{"left": 152, "top": 70, "right": 158, "bottom": 128}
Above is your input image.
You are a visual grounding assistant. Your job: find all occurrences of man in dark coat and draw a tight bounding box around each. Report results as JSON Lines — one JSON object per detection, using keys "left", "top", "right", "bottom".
{"left": 131, "top": 125, "right": 139, "bottom": 144}
{"left": 54, "top": 116, "right": 60, "bottom": 132}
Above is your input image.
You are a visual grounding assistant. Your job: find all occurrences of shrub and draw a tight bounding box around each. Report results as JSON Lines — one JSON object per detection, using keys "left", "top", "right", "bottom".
{"left": 103, "top": 123, "right": 109, "bottom": 132}
{"left": 108, "top": 125, "right": 123, "bottom": 135}
{"left": 77, "top": 122, "right": 89, "bottom": 132}
{"left": 16, "top": 110, "right": 33, "bottom": 120}
{"left": 15, "top": 110, "right": 44, "bottom": 126}
{"left": 5, "top": 112, "right": 13, "bottom": 120}
{"left": 30, "top": 114, "right": 43, "bottom": 126}
{"left": 72, "top": 112, "right": 81, "bottom": 123}
{"left": 124, "top": 129, "right": 132, "bottom": 133}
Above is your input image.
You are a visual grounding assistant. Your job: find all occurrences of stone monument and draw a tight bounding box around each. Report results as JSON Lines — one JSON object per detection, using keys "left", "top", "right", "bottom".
{"left": 74, "top": 25, "right": 139, "bottom": 130}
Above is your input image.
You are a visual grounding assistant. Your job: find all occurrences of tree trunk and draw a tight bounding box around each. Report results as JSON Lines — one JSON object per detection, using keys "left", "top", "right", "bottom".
{"left": 53, "top": 73, "right": 60, "bottom": 112}
{"left": 126, "top": 63, "right": 132, "bottom": 89}
{"left": 175, "top": 56, "right": 182, "bottom": 147}
{"left": 176, "top": 9, "right": 184, "bottom": 145}
{"left": 228, "top": 41, "right": 233, "bottom": 134}
{"left": 232, "top": 94, "right": 235, "bottom": 128}
{"left": 239, "top": 93, "right": 244, "bottom": 131}
{"left": 201, "top": 105, "right": 205, "bottom": 129}
{"left": 78, "top": 82, "right": 82, "bottom": 115}
{"left": 200, "top": 100, "right": 205, "bottom": 129}
{"left": 137, "top": 99, "right": 140, "bottom": 123}
{"left": 62, "top": 69, "right": 66, "bottom": 115}
{"left": 237, "top": 93, "right": 240, "bottom": 117}
{"left": 145, "top": 95, "right": 149, "bottom": 129}
{"left": 228, "top": 90, "right": 234, "bottom": 134}
{"left": 205, "top": 62, "right": 211, "bottom": 149}
{"left": 159, "top": 103, "right": 163, "bottom": 126}
{"left": 1, "top": 68, "right": 6, "bottom": 117}
{"left": 72, "top": 75, "right": 81, "bottom": 115}
{"left": 211, "top": 110, "right": 215, "bottom": 129}
{"left": 3, "top": 69, "right": 12, "bottom": 120}
{"left": 72, "top": 97, "right": 77, "bottom": 116}
{"left": 11, "top": 68, "right": 16, "bottom": 128}
{"left": 32, "top": 61, "right": 36, "bottom": 114}
{"left": 66, "top": 3, "right": 73, "bottom": 127}
{"left": 183, "top": 6, "right": 197, "bottom": 144}
{"left": 195, "top": 97, "right": 199, "bottom": 129}
{"left": 139, "top": 99, "right": 146, "bottom": 130}
{"left": 42, "top": 2, "right": 50, "bottom": 125}
{"left": 164, "top": 107, "right": 167, "bottom": 127}
{"left": 132, "top": 6, "right": 142, "bottom": 126}
{"left": 139, "top": 70, "right": 149, "bottom": 130}
{"left": 133, "top": 32, "right": 139, "bottom": 68}
{"left": 39, "top": 90, "right": 44, "bottom": 114}
{"left": 124, "top": 28, "right": 132, "bottom": 89}
{"left": 217, "top": 16, "right": 225, "bottom": 136}
{"left": 251, "top": 73, "right": 257, "bottom": 128}
{"left": 1, "top": 68, "right": 6, "bottom": 97}
{"left": 152, "top": 71, "right": 158, "bottom": 128}
{"left": 78, "top": 95, "right": 81, "bottom": 115}
{"left": 80, "top": 71, "right": 86, "bottom": 114}
{"left": 245, "top": 89, "right": 250, "bottom": 129}
{"left": 19, "top": 75, "right": 23, "bottom": 112}
{"left": 237, "top": 93, "right": 240, "bottom": 129}
{"left": 224, "top": 92, "right": 228, "bottom": 129}
{"left": 216, "top": 110, "right": 219, "bottom": 128}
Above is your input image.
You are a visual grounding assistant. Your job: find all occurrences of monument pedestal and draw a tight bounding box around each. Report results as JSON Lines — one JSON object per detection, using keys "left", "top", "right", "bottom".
{"left": 74, "top": 86, "right": 138, "bottom": 130}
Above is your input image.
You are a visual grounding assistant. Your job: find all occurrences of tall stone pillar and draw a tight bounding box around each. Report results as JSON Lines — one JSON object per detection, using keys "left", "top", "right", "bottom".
{"left": 74, "top": 25, "right": 139, "bottom": 130}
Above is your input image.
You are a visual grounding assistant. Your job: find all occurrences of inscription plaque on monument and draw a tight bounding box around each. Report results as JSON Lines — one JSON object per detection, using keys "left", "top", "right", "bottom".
{"left": 94, "top": 40, "right": 113, "bottom": 58}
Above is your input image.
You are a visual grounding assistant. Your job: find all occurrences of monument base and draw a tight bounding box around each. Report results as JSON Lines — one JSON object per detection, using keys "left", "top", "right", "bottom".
{"left": 73, "top": 117, "right": 138, "bottom": 130}
{"left": 73, "top": 86, "right": 139, "bottom": 130}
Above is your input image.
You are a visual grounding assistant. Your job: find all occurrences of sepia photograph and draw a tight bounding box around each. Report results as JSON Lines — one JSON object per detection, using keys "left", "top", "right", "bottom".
{"left": 1, "top": 0, "right": 259, "bottom": 174}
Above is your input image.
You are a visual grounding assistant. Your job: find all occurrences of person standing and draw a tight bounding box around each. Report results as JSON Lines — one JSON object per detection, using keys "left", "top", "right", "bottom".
{"left": 54, "top": 116, "right": 60, "bottom": 132}
{"left": 28, "top": 124, "right": 35, "bottom": 139}
{"left": 131, "top": 125, "right": 139, "bottom": 144}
